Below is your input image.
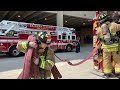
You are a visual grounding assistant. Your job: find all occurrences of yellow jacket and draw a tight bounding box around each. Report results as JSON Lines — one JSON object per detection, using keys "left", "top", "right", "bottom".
{"left": 97, "top": 22, "right": 120, "bottom": 52}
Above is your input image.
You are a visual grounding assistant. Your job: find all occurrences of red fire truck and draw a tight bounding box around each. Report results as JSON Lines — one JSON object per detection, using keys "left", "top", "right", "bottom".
{"left": 0, "top": 20, "right": 78, "bottom": 57}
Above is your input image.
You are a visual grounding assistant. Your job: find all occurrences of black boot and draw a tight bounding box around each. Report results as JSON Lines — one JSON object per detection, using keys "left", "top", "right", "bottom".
{"left": 115, "top": 73, "right": 120, "bottom": 79}
{"left": 103, "top": 74, "right": 111, "bottom": 79}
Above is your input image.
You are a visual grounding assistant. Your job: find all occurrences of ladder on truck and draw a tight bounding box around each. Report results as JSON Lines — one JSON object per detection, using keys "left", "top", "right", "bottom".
{"left": 0, "top": 20, "right": 31, "bottom": 35}
{"left": 0, "top": 20, "right": 57, "bottom": 36}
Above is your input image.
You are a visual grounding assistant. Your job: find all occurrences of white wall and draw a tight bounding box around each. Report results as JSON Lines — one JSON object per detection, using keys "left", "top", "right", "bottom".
{"left": 44, "top": 11, "right": 96, "bottom": 19}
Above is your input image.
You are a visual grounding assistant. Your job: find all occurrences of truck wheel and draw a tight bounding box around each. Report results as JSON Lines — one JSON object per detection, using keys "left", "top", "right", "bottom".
{"left": 66, "top": 45, "right": 72, "bottom": 52}
{"left": 9, "top": 47, "right": 20, "bottom": 57}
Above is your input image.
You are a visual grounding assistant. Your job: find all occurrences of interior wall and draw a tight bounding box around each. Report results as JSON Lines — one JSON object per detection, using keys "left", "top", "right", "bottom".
{"left": 74, "top": 25, "right": 93, "bottom": 45}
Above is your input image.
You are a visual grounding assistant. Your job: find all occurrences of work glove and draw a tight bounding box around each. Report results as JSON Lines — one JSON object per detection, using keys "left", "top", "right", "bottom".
{"left": 38, "top": 49, "right": 44, "bottom": 55}
{"left": 33, "top": 57, "right": 39, "bottom": 65}
{"left": 28, "top": 42, "right": 37, "bottom": 49}
{"left": 16, "top": 41, "right": 22, "bottom": 51}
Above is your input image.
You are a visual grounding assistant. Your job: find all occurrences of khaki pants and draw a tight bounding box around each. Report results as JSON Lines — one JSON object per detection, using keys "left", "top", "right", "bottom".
{"left": 103, "top": 50, "right": 120, "bottom": 74}
{"left": 112, "top": 60, "right": 116, "bottom": 68}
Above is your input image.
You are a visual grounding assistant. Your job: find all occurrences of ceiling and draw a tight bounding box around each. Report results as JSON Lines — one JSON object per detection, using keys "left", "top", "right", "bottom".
{"left": 0, "top": 11, "right": 93, "bottom": 28}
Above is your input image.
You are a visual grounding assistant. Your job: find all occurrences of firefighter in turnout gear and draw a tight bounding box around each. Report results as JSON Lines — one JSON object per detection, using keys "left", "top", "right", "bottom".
{"left": 97, "top": 13, "right": 120, "bottom": 78}
{"left": 17, "top": 31, "right": 55, "bottom": 79}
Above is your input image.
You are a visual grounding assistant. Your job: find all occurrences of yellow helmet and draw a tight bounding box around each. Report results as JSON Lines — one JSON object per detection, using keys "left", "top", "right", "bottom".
{"left": 37, "top": 31, "right": 51, "bottom": 44}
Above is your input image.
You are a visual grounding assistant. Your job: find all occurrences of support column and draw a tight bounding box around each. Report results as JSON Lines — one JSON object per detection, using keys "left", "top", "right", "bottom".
{"left": 57, "top": 11, "right": 63, "bottom": 27}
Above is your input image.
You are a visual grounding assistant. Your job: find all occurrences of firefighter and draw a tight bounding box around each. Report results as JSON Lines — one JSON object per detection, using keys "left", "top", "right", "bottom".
{"left": 76, "top": 41, "right": 80, "bottom": 53}
{"left": 97, "top": 13, "right": 120, "bottom": 78}
{"left": 17, "top": 31, "right": 55, "bottom": 79}
{"left": 75, "top": 37, "right": 81, "bottom": 53}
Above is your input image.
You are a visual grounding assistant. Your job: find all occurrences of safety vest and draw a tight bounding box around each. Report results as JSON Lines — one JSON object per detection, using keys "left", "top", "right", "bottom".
{"left": 98, "top": 24, "right": 119, "bottom": 52}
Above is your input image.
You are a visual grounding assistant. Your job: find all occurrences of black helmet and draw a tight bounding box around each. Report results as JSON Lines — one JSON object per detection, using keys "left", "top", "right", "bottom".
{"left": 98, "top": 13, "right": 108, "bottom": 24}
{"left": 37, "top": 31, "right": 52, "bottom": 44}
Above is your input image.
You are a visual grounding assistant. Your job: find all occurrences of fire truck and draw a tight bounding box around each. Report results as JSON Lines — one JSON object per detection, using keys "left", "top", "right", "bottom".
{"left": 0, "top": 20, "right": 77, "bottom": 57}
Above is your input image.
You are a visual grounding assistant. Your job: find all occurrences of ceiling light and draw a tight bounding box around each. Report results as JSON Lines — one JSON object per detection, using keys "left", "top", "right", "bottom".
{"left": 65, "top": 20, "right": 67, "bottom": 23}
{"left": 18, "top": 15, "right": 21, "bottom": 17}
{"left": 45, "top": 18, "right": 47, "bottom": 20}
{"left": 83, "top": 23, "right": 85, "bottom": 25}
{"left": 118, "top": 11, "right": 120, "bottom": 15}
{"left": 88, "top": 19, "right": 92, "bottom": 21}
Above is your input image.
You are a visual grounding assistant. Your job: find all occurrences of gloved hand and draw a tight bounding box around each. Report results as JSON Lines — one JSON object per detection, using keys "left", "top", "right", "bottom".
{"left": 33, "top": 57, "right": 39, "bottom": 65}
{"left": 38, "top": 49, "right": 44, "bottom": 54}
{"left": 16, "top": 41, "right": 22, "bottom": 51}
{"left": 28, "top": 42, "right": 37, "bottom": 49}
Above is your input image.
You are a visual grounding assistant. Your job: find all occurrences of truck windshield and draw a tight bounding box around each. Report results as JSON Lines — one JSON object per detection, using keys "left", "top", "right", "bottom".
{"left": 0, "top": 29, "right": 6, "bottom": 36}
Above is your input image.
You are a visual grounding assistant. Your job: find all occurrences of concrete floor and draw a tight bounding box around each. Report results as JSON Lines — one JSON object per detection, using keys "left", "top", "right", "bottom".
{"left": 0, "top": 44, "right": 116, "bottom": 79}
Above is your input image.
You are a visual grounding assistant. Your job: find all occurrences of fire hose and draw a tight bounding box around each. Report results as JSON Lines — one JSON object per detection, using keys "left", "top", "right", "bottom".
{"left": 54, "top": 41, "right": 100, "bottom": 66}
{"left": 17, "top": 34, "right": 100, "bottom": 79}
